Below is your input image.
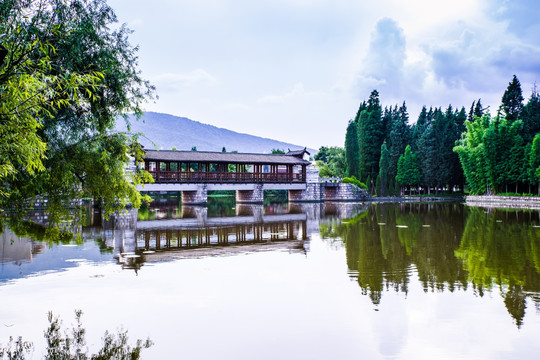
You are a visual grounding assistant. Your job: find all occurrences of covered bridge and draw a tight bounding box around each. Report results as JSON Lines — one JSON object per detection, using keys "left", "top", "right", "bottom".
{"left": 142, "top": 149, "right": 311, "bottom": 184}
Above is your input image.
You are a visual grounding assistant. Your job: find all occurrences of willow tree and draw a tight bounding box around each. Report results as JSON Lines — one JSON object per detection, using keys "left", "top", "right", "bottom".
{"left": 0, "top": 0, "right": 154, "bottom": 218}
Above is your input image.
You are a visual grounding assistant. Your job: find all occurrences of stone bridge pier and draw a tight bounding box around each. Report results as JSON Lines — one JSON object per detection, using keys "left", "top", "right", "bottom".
{"left": 181, "top": 184, "right": 208, "bottom": 205}
{"left": 236, "top": 184, "right": 264, "bottom": 203}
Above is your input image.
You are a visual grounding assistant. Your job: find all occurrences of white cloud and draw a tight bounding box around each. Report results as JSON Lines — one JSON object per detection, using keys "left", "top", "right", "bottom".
{"left": 110, "top": 0, "right": 540, "bottom": 147}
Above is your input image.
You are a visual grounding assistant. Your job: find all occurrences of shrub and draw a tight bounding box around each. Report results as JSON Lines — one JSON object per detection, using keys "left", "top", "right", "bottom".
{"left": 0, "top": 310, "right": 152, "bottom": 360}
{"left": 342, "top": 176, "right": 367, "bottom": 190}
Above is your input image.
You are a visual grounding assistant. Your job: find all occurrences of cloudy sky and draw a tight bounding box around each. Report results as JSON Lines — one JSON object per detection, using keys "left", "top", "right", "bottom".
{"left": 108, "top": 0, "right": 540, "bottom": 149}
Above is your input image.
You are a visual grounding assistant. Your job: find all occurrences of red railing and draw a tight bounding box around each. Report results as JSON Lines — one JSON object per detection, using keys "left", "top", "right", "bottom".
{"left": 149, "top": 171, "right": 305, "bottom": 183}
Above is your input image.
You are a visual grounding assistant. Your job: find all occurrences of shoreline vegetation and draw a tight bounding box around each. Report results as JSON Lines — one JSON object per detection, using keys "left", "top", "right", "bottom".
{"left": 0, "top": 310, "right": 152, "bottom": 360}
{"left": 317, "top": 75, "right": 540, "bottom": 198}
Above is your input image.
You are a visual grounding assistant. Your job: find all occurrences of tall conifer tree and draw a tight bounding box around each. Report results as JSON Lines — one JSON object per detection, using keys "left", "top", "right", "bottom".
{"left": 345, "top": 119, "right": 360, "bottom": 178}
{"left": 357, "top": 90, "right": 384, "bottom": 186}
{"left": 502, "top": 75, "right": 524, "bottom": 123}
{"left": 377, "top": 142, "right": 390, "bottom": 196}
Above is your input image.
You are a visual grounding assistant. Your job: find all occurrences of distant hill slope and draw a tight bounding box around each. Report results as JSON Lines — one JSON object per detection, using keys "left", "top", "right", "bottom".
{"left": 120, "top": 112, "right": 315, "bottom": 155}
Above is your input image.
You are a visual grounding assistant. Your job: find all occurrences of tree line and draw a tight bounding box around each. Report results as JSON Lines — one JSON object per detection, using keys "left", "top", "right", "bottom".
{"left": 316, "top": 75, "right": 540, "bottom": 196}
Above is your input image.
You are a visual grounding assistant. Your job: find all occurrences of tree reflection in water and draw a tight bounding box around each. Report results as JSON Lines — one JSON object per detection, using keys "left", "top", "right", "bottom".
{"left": 321, "top": 202, "right": 540, "bottom": 327}
{"left": 456, "top": 207, "right": 540, "bottom": 327}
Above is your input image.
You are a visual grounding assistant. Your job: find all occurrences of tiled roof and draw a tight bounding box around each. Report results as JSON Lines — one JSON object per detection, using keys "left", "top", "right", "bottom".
{"left": 144, "top": 150, "right": 311, "bottom": 165}
{"left": 286, "top": 147, "right": 310, "bottom": 156}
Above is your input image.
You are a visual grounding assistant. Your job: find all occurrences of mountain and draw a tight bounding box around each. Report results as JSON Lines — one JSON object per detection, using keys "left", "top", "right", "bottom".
{"left": 119, "top": 112, "right": 315, "bottom": 155}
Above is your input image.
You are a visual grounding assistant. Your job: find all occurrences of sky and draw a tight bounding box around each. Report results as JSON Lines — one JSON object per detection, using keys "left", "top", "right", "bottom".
{"left": 108, "top": 0, "right": 540, "bottom": 150}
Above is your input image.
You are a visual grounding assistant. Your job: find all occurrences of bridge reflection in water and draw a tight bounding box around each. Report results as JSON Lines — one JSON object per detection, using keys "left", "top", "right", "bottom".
{"left": 102, "top": 202, "right": 367, "bottom": 270}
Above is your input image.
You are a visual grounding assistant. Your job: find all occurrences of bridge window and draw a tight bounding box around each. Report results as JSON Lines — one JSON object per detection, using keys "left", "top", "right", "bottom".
{"left": 277, "top": 165, "right": 287, "bottom": 173}
{"left": 228, "top": 164, "right": 236, "bottom": 172}
{"left": 170, "top": 162, "right": 178, "bottom": 171}
{"left": 200, "top": 163, "right": 207, "bottom": 172}
{"left": 160, "top": 162, "right": 167, "bottom": 171}
{"left": 209, "top": 163, "right": 218, "bottom": 172}
{"left": 263, "top": 165, "right": 270, "bottom": 173}
{"left": 244, "top": 165, "right": 253, "bottom": 173}
{"left": 190, "top": 163, "right": 198, "bottom": 172}
{"left": 148, "top": 161, "right": 156, "bottom": 172}
{"left": 181, "top": 162, "right": 187, "bottom": 172}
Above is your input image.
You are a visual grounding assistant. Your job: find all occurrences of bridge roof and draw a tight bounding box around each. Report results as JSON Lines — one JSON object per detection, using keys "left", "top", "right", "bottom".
{"left": 144, "top": 150, "right": 311, "bottom": 165}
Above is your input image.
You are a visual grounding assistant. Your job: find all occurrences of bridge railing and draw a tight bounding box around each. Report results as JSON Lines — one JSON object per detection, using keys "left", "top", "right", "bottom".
{"left": 149, "top": 171, "right": 305, "bottom": 183}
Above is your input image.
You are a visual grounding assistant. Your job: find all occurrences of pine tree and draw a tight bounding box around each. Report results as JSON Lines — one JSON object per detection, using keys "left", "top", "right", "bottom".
{"left": 357, "top": 90, "right": 384, "bottom": 184}
{"left": 388, "top": 102, "right": 411, "bottom": 182}
{"left": 345, "top": 119, "right": 360, "bottom": 178}
{"left": 412, "top": 106, "right": 428, "bottom": 153}
{"left": 474, "top": 99, "right": 485, "bottom": 118}
{"left": 381, "top": 107, "right": 393, "bottom": 145}
{"left": 468, "top": 99, "right": 485, "bottom": 122}
{"left": 502, "top": 75, "right": 524, "bottom": 123}
{"left": 396, "top": 145, "right": 421, "bottom": 195}
{"left": 377, "top": 142, "right": 390, "bottom": 196}
{"left": 522, "top": 87, "right": 540, "bottom": 142}
{"left": 455, "top": 107, "right": 467, "bottom": 135}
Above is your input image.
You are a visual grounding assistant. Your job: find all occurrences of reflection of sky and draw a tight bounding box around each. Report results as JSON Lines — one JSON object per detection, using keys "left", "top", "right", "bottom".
{"left": 0, "top": 234, "right": 114, "bottom": 284}
{"left": 1, "top": 232, "right": 539, "bottom": 359}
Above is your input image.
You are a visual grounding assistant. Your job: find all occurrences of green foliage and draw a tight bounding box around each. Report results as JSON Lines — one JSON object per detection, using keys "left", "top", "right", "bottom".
{"left": 348, "top": 75, "right": 539, "bottom": 195}
{"left": 344, "top": 120, "right": 360, "bottom": 178}
{"left": 314, "top": 146, "right": 346, "bottom": 177}
{"left": 468, "top": 99, "right": 486, "bottom": 122}
{"left": 316, "top": 161, "right": 335, "bottom": 177}
{"left": 0, "top": 310, "right": 152, "bottom": 360}
{"left": 455, "top": 207, "right": 540, "bottom": 327}
{"left": 357, "top": 91, "right": 383, "bottom": 183}
{"left": 0, "top": 337, "right": 33, "bottom": 360}
{"left": 396, "top": 145, "right": 421, "bottom": 191}
{"left": 501, "top": 75, "right": 524, "bottom": 123}
{"left": 454, "top": 108, "right": 530, "bottom": 195}
{"left": 377, "top": 142, "right": 390, "bottom": 196}
{"left": 388, "top": 102, "right": 411, "bottom": 182}
{"left": 270, "top": 148, "right": 285, "bottom": 154}
{"left": 0, "top": 0, "right": 155, "bottom": 219}
{"left": 342, "top": 176, "right": 367, "bottom": 190}
{"left": 522, "top": 88, "right": 540, "bottom": 141}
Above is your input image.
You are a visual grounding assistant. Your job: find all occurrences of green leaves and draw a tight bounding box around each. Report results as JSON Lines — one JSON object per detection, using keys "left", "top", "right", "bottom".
{"left": 396, "top": 145, "right": 421, "bottom": 189}
{"left": 0, "top": 0, "right": 155, "bottom": 218}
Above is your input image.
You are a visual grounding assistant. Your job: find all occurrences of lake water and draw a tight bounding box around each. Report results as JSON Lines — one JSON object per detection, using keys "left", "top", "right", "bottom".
{"left": 1, "top": 199, "right": 540, "bottom": 359}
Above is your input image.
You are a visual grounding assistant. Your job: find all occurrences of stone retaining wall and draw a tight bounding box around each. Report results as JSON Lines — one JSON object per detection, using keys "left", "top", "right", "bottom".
{"left": 325, "top": 183, "right": 369, "bottom": 202}
{"left": 466, "top": 195, "right": 540, "bottom": 209}
{"left": 289, "top": 183, "right": 368, "bottom": 202}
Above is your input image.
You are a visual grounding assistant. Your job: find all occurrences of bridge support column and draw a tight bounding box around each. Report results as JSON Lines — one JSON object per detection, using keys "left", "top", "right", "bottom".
{"left": 289, "top": 183, "right": 324, "bottom": 202}
{"left": 181, "top": 184, "right": 208, "bottom": 205}
{"left": 236, "top": 184, "right": 264, "bottom": 203}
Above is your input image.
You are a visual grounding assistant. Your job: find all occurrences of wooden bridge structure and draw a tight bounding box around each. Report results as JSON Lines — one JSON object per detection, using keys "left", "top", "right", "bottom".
{"left": 136, "top": 149, "right": 314, "bottom": 204}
